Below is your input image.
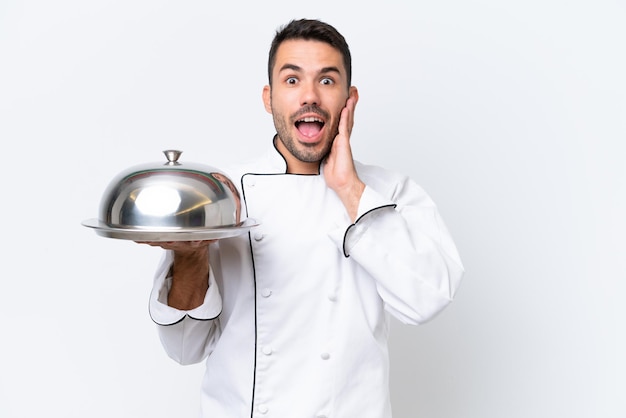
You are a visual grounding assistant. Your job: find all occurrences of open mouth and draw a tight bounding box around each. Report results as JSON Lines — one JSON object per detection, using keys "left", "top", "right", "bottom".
{"left": 295, "top": 116, "right": 325, "bottom": 139}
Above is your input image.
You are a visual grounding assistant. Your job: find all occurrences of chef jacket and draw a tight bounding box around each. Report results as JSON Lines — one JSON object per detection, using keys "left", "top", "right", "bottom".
{"left": 149, "top": 141, "right": 464, "bottom": 418}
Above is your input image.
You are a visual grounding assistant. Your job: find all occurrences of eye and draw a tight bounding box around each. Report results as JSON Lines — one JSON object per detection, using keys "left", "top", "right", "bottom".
{"left": 286, "top": 77, "right": 298, "bottom": 85}
{"left": 320, "top": 77, "right": 335, "bottom": 85}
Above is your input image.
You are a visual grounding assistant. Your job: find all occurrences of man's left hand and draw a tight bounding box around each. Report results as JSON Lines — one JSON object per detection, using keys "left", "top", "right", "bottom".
{"left": 324, "top": 90, "right": 365, "bottom": 222}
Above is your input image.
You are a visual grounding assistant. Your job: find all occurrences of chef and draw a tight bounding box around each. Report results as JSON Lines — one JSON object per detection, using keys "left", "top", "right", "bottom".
{"left": 144, "top": 18, "right": 464, "bottom": 418}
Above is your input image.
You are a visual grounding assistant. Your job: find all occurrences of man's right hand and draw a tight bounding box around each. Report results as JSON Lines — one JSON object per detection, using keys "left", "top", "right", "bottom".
{"left": 137, "top": 240, "right": 215, "bottom": 310}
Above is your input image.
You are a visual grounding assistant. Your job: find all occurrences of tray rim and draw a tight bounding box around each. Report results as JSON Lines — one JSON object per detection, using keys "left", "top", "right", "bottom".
{"left": 82, "top": 218, "right": 258, "bottom": 241}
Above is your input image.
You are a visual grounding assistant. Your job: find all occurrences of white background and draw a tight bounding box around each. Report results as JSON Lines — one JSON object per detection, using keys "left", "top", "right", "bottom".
{"left": 1, "top": 1, "right": 624, "bottom": 417}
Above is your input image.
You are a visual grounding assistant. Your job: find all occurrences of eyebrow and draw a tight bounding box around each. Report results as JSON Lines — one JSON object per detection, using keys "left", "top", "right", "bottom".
{"left": 278, "top": 64, "right": 342, "bottom": 76}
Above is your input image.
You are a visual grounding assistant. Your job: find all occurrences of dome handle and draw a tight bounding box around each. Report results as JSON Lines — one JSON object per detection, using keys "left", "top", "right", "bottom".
{"left": 163, "top": 150, "right": 182, "bottom": 165}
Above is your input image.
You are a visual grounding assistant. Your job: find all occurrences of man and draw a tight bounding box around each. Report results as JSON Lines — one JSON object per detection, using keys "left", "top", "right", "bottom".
{"left": 145, "top": 19, "right": 464, "bottom": 417}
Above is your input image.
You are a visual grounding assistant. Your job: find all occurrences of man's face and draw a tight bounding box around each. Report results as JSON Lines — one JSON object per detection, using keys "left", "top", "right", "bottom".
{"left": 263, "top": 39, "right": 352, "bottom": 173}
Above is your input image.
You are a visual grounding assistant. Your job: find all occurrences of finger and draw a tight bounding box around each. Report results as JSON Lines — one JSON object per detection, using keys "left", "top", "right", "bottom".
{"left": 134, "top": 240, "right": 215, "bottom": 252}
{"left": 340, "top": 97, "right": 356, "bottom": 137}
{"left": 338, "top": 107, "right": 351, "bottom": 139}
{"left": 135, "top": 241, "right": 167, "bottom": 247}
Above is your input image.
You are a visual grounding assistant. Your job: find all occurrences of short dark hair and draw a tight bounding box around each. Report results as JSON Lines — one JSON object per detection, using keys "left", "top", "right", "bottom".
{"left": 267, "top": 19, "right": 352, "bottom": 87}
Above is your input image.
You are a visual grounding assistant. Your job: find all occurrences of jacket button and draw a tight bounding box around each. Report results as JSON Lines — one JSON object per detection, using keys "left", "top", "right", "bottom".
{"left": 254, "top": 233, "right": 264, "bottom": 241}
{"left": 327, "top": 293, "right": 337, "bottom": 302}
{"left": 261, "top": 288, "right": 272, "bottom": 298}
{"left": 320, "top": 352, "right": 330, "bottom": 360}
{"left": 258, "top": 404, "right": 268, "bottom": 414}
{"left": 262, "top": 346, "right": 273, "bottom": 356}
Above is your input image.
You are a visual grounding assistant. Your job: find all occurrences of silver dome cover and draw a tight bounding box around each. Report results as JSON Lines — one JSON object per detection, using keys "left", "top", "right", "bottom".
{"left": 83, "top": 150, "right": 255, "bottom": 241}
{"left": 100, "top": 150, "right": 240, "bottom": 229}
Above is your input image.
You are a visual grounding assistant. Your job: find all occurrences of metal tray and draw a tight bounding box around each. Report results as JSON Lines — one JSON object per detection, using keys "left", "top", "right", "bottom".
{"left": 82, "top": 218, "right": 258, "bottom": 242}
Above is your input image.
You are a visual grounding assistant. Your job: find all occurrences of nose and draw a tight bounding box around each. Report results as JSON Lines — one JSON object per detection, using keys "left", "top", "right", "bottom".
{"left": 300, "top": 81, "right": 320, "bottom": 106}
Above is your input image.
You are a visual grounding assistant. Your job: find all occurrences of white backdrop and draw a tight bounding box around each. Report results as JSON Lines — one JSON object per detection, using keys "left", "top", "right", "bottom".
{"left": 1, "top": 1, "right": 624, "bottom": 417}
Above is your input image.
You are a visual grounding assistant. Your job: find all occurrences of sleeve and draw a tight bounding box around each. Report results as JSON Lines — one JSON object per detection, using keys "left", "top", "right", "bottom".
{"left": 329, "top": 169, "right": 465, "bottom": 325}
{"left": 148, "top": 250, "right": 223, "bottom": 365}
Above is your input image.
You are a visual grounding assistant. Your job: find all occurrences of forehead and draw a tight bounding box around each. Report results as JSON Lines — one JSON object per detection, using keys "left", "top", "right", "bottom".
{"left": 273, "top": 39, "right": 346, "bottom": 75}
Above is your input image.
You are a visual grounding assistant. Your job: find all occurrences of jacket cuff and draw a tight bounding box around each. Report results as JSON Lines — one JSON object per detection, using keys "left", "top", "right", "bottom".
{"left": 328, "top": 186, "right": 397, "bottom": 257}
{"left": 355, "top": 185, "right": 396, "bottom": 220}
{"left": 149, "top": 264, "right": 222, "bottom": 325}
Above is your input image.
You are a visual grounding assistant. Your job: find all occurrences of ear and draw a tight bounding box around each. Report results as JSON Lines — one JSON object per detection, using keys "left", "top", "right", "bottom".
{"left": 262, "top": 85, "right": 272, "bottom": 114}
{"left": 349, "top": 86, "right": 359, "bottom": 106}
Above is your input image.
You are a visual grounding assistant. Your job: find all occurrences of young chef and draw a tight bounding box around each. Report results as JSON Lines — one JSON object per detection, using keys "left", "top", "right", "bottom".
{"left": 143, "top": 18, "right": 464, "bottom": 418}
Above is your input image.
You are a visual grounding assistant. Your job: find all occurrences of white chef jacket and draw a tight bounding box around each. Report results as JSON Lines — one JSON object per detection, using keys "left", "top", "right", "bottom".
{"left": 149, "top": 141, "right": 464, "bottom": 418}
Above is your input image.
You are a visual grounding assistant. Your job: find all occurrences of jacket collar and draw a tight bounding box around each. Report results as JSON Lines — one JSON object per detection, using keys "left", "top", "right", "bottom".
{"left": 267, "top": 135, "right": 289, "bottom": 173}
{"left": 267, "top": 135, "right": 324, "bottom": 175}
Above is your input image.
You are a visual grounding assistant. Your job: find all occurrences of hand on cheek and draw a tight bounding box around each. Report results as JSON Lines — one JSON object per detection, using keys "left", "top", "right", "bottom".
{"left": 324, "top": 92, "right": 365, "bottom": 221}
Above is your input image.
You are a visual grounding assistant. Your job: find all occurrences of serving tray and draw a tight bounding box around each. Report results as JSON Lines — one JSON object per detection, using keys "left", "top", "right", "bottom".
{"left": 82, "top": 218, "right": 258, "bottom": 242}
